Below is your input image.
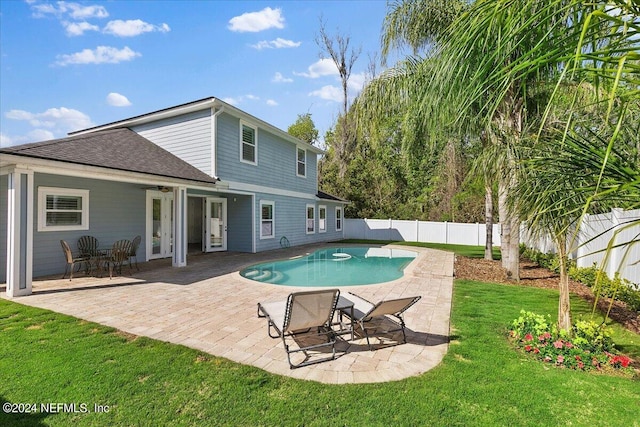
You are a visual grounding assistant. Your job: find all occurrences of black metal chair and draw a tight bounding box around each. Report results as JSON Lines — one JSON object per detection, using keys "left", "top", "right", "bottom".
{"left": 60, "top": 240, "right": 90, "bottom": 280}
{"left": 128, "top": 235, "right": 141, "bottom": 271}
{"left": 106, "top": 239, "right": 133, "bottom": 279}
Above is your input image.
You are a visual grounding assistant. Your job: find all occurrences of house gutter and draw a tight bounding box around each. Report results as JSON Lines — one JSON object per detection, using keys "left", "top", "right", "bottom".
{"left": 211, "top": 106, "right": 225, "bottom": 179}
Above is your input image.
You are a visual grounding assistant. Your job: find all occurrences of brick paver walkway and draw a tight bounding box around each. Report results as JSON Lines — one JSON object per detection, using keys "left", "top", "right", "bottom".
{"left": 3, "top": 244, "right": 453, "bottom": 384}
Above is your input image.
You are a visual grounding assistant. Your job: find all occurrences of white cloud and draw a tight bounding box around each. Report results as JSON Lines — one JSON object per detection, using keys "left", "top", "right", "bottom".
{"left": 251, "top": 38, "right": 301, "bottom": 50}
{"left": 55, "top": 46, "right": 141, "bottom": 66}
{"left": 31, "top": 1, "right": 109, "bottom": 19}
{"left": 348, "top": 72, "right": 367, "bottom": 92}
{"left": 4, "top": 107, "right": 93, "bottom": 142}
{"left": 106, "top": 92, "right": 132, "bottom": 107}
{"left": 272, "top": 72, "right": 293, "bottom": 83}
{"left": 221, "top": 94, "right": 260, "bottom": 105}
{"left": 294, "top": 58, "right": 338, "bottom": 78}
{"left": 63, "top": 21, "right": 99, "bottom": 36}
{"left": 266, "top": 99, "right": 278, "bottom": 106}
{"left": 103, "top": 19, "right": 171, "bottom": 37}
{"left": 309, "top": 85, "right": 342, "bottom": 102}
{"left": 228, "top": 7, "right": 284, "bottom": 33}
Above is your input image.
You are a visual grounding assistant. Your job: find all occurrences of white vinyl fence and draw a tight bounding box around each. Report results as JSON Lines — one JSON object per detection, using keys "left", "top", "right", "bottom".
{"left": 344, "top": 218, "right": 501, "bottom": 246}
{"left": 345, "top": 208, "right": 640, "bottom": 284}
{"left": 575, "top": 208, "right": 640, "bottom": 285}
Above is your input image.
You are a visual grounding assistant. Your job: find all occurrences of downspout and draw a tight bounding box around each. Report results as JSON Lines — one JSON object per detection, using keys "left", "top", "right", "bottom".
{"left": 211, "top": 106, "right": 225, "bottom": 179}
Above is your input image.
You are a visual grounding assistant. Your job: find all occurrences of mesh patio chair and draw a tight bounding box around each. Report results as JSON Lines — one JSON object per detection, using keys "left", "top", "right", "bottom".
{"left": 60, "top": 240, "right": 90, "bottom": 280}
{"left": 106, "top": 239, "right": 133, "bottom": 279}
{"left": 128, "top": 235, "right": 141, "bottom": 271}
{"left": 258, "top": 289, "right": 340, "bottom": 369}
{"left": 342, "top": 292, "right": 421, "bottom": 350}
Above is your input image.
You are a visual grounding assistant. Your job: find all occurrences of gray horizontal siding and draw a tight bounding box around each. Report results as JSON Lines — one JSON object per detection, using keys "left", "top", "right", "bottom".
{"left": 25, "top": 174, "right": 146, "bottom": 278}
{"left": 254, "top": 193, "right": 344, "bottom": 253}
{"left": 132, "top": 109, "right": 213, "bottom": 176}
{"left": 216, "top": 113, "right": 318, "bottom": 195}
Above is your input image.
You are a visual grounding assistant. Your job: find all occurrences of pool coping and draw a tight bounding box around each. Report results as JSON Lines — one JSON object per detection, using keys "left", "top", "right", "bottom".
{"left": 4, "top": 243, "right": 454, "bottom": 384}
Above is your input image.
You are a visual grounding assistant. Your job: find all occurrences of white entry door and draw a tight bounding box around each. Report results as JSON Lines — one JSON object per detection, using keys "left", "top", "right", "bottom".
{"left": 147, "top": 191, "right": 174, "bottom": 259}
{"left": 205, "top": 197, "right": 227, "bottom": 252}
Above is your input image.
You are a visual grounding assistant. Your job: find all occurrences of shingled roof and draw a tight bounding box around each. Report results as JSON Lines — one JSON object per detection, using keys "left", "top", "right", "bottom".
{"left": 0, "top": 128, "right": 218, "bottom": 184}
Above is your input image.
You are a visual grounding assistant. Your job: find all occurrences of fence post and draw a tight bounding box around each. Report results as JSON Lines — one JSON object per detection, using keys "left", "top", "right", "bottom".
{"left": 389, "top": 218, "right": 392, "bottom": 241}
{"left": 445, "top": 221, "right": 449, "bottom": 244}
{"left": 416, "top": 220, "right": 419, "bottom": 242}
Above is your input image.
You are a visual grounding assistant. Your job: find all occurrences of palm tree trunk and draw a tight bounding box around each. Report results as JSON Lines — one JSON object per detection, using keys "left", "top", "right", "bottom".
{"left": 484, "top": 182, "right": 494, "bottom": 260}
{"left": 556, "top": 236, "right": 572, "bottom": 332}
{"left": 498, "top": 172, "right": 520, "bottom": 280}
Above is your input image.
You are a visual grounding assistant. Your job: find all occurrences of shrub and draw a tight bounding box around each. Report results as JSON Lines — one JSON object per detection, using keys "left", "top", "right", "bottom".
{"left": 523, "top": 248, "right": 640, "bottom": 313}
{"left": 509, "top": 310, "right": 633, "bottom": 373}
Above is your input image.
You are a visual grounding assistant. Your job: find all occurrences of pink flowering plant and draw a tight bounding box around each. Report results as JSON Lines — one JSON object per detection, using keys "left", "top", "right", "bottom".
{"left": 509, "top": 310, "right": 634, "bottom": 372}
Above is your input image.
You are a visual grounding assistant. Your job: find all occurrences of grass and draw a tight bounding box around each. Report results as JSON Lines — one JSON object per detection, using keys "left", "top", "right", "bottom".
{"left": 1, "top": 280, "right": 638, "bottom": 426}
{"left": 339, "top": 239, "right": 502, "bottom": 259}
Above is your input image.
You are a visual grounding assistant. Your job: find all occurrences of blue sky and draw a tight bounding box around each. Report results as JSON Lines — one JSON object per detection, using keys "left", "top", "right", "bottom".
{"left": 0, "top": 0, "right": 394, "bottom": 147}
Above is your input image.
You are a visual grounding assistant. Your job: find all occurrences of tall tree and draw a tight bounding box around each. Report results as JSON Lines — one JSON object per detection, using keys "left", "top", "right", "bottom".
{"left": 287, "top": 113, "right": 319, "bottom": 146}
{"left": 316, "top": 18, "right": 362, "bottom": 179}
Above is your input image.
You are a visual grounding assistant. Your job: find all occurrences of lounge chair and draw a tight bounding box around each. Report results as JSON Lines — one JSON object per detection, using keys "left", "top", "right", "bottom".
{"left": 343, "top": 292, "right": 421, "bottom": 350}
{"left": 258, "top": 289, "right": 340, "bottom": 369}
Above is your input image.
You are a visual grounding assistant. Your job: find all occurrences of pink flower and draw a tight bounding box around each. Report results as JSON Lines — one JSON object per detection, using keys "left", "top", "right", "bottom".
{"left": 575, "top": 355, "right": 581, "bottom": 361}
{"left": 533, "top": 348, "right": 540, "bottom": 354}
{"left": 524, "top": 345, "right": 532, "bottom": 352}
{"left": 557, "top": 355, "right": 565, "bottom": 364}
{"left": 544, "top": 356, "right": 552, "bottom": 363}
{"left": 577, "top": 361, "right": 584, "bottom": 370}
{"left": 553, "top": 340, "right": 564, "bottom": 349}
{"left": 565, "top": 342, "right": 573, "bottom": 349}
{"left": 524, "top": 333, "right": 533, "bottom": 341}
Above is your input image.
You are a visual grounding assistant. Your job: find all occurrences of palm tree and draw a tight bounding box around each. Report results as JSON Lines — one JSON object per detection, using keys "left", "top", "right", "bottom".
{"left": 358, "top": 0, "right": 639, "bottom": 331}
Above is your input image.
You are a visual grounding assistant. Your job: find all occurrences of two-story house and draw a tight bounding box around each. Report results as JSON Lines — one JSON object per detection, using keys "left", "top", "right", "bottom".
{"left": 1, "top": 97, "right": 347, "bottom": 297}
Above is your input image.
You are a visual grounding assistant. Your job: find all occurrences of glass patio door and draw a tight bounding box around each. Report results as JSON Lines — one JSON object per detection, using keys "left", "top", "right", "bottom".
{"left": 205, "top": 197, "right": 227, "bottom": 252}
{"left": 147, "top": 191, "right": 174, "bottom": 259}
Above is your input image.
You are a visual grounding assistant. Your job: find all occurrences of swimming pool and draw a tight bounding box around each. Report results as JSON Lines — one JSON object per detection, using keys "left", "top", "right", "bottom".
{"left": 240, "top": 247, "right": 417, "bottom": 286}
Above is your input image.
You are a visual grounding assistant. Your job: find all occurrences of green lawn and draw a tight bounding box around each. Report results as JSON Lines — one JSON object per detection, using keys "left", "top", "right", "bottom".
{"left": 1, "top": 279, "right": 638, "bottom": 426}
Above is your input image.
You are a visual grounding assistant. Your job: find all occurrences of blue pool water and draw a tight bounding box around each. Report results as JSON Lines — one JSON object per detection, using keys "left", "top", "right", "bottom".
{"left": 240, "top": 247, "right": 417, "bottom": 286}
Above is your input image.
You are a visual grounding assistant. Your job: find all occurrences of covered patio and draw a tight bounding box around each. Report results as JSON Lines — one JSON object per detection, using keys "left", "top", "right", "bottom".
{"left": 1, "top": 244, "right": 454, "bottom": 384}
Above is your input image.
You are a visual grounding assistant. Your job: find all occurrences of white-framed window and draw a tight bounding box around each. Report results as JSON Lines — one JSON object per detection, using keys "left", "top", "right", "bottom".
{"left": 335, "top": 206, "right": 343, "bottom": 231}
{"left": 306, "top": 204, "right": 315, "bottom": 234}
{"left": 319, "top": 205, "right": 327, "bottom": 233}
{"left": 38, "top": 186, "right": 89, "bottom": 232}
{"left": 240, "top": 121, "right": 257, "bottom": 165}
{"left": 260, "top": 200, "right": 275, "bottom": 239}
{"left": 296, "top": 147, "right": 306, "bottom": 177}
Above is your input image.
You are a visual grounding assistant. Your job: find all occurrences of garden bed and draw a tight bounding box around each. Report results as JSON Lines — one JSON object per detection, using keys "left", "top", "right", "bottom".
{"left": 454, "top": 256, "right": 640, "bottom": 334}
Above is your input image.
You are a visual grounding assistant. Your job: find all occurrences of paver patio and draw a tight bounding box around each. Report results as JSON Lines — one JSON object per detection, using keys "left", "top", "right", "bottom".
{"left": 2, "top": 244, "right": 454, "bottom": 384}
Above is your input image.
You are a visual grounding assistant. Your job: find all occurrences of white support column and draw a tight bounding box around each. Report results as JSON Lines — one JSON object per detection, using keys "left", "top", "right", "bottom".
{"left": 6, "top": 168, "right": 34, "bottom": 297}
{"left": 172, "top": 186, "right": 187, "bottom": 267}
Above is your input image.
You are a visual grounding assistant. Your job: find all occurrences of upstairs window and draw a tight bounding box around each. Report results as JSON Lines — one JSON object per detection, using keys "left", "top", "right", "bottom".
{"left": 240, "top": 122, "right": 257, "bottom": 164}
{"left": 38, "top": 187, "right": 89, "bottom": 231}
{"left": 297, "top": 147, "right": 306, "bottom": 177}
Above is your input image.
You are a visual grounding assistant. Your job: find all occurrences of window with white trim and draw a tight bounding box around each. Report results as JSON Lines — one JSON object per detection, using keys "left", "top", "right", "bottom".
{"left": 306, "top": 204, "right": 315, "bottom": 234}
{"left": 319, "top": 205, "right": 326, "bottom": 233}
{"left": 335, "top": 206, "right": 343, "bottom": 231}
{"left": 260, "top": 200, "right": 275, "bottom": 239}
{"left": 296, "top": 147, "right": 306, "bottom": 177}
{"left": 240, "top": 122, "right": 257, "bottom": 164}
{"left": 38, "top": 187, "right": 89, "bottom": 231}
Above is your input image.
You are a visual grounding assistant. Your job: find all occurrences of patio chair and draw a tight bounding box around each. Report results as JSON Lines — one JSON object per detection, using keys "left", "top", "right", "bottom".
{"left": 60, "top": 240, "right": 90, "bottom": 280}
{"left": 106, "top": 239, "right": 133, "bottom": 279}
{"left": 128, "top": 235, "right": 141, "bottom": 271}
{"left": 77, "top": 235, "right": 99, "bottom": 257}
{"left": 343, "top": 292, "right": 421, "bottom": 350}
{"left": 258, "top": 289, "right": 340, "bottom": 369}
